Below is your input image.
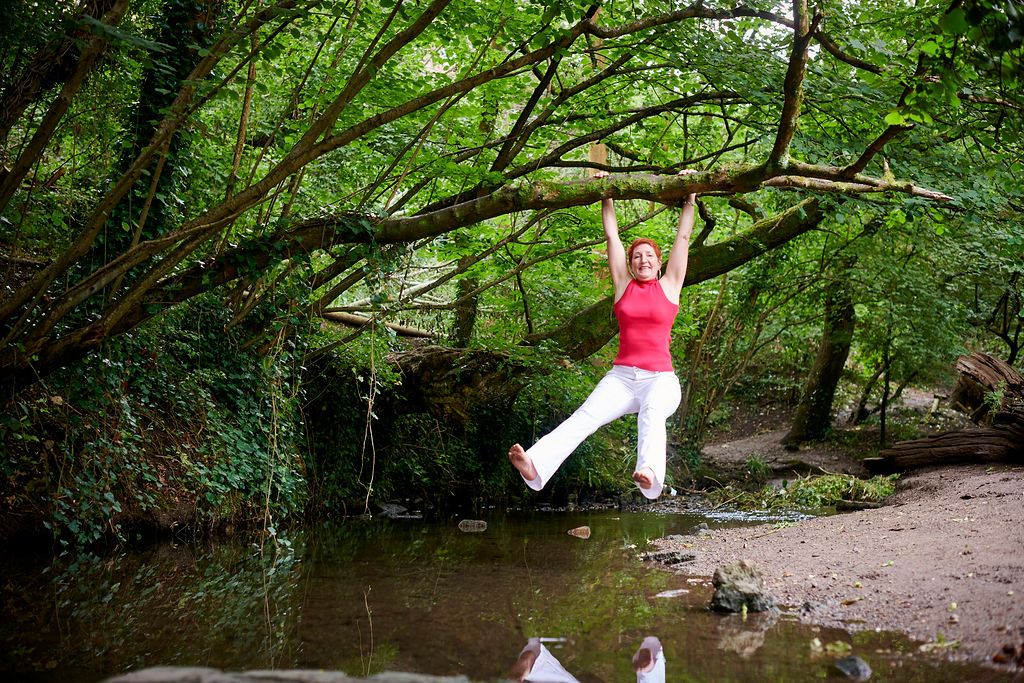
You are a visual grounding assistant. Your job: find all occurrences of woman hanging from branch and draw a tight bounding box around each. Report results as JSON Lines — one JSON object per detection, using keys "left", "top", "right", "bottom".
{"left": 508, "top": 169, "right": 698, "bottom": 499}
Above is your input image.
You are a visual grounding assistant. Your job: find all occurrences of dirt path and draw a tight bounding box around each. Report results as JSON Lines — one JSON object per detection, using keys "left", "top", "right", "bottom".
{"left": 700, "top": 426, "right": 869, "bottom": 479}
{"left": 650, "top": 462, "right": 1024, "bottom": 671}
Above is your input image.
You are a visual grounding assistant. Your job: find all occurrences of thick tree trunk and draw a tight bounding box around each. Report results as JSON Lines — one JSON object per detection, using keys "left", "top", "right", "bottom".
{"left": 450, "top": 275, "right": 480, "bottom": 347}
{"left": 0, "top": 0, "right": 129, "bottom": 212}
{"left": 782, "top": 277, "right": 856, "bottom": 445}
{"left": 865, "top": 352, "right": 1024, "bottom": 472}
{"left": 104, "top": 0, "right": 224, "bottom": 253}
{"left": 0, "top": 0, "right": 119, "bottom": 141}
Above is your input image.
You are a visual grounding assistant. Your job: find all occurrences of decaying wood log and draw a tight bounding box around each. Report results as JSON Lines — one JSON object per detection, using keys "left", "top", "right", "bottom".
{"left": 865, "top": 352, "right": 1023, "bottom": 473}
{"left": 864, "top": 424, "right": 1024, "bottom": 472}
{"left": 950, "top": 352, "right": 1024, "bottom": 423}
{"left": 386, "top": 345, "right": 532, "bottom": 424}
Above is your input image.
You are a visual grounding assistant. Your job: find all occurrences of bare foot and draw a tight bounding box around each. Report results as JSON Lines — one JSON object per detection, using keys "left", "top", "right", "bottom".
{"left": 508, "top": 443, "right": 538, "bottom": 481}
{"left": 632, "top": 467, "right": 655, "bottom": 490}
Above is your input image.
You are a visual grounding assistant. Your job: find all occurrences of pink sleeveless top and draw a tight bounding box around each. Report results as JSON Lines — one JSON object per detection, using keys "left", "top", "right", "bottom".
{"left": 612, "top": 279, "right": 679, "bottom": 372}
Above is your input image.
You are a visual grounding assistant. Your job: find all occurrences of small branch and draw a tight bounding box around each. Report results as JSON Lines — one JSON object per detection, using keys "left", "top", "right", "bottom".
{"left": 693, "top": 200, "right": 715, "bottom": 248}
{"left": 841, "top": 124, "right": 913, "bottom": 178}
{"left": 414, "top": 91, "right": 739, "bottom": 217}
{"left": 321, "top": 311, "right": 435, "bottom": 338}
{"left": 0, "top": 254, "right": 48, "bottom": 267}
{"left": 728, "top": 197, "right": 765, "bottom": 219}
{"left": 813, "top": 32, "right": 883, "bottom": 74}
{"left": 763, "top": 175, "right": 954, "bottom": 201}
{"left": 960, "top": 94, "right": 1023, "bottom": 110}
{"left": 584, "top": 5, "right": 884, "bottom": 76}
{"left": 767, "top": 2, "right": 820, "bottom": 169}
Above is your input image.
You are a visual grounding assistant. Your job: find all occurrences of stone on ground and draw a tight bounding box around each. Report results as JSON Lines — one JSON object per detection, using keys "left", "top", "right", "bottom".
{"left": 710, "top": 560, "right": 777, "bottom": 613}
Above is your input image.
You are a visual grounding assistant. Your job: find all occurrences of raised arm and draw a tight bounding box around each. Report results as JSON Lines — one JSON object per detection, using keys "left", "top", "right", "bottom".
{"left": 660, "top": 169, "right": 698, "bottom": 303}
{"left": 594, "top": 171, "right": 631, "bottom": 300}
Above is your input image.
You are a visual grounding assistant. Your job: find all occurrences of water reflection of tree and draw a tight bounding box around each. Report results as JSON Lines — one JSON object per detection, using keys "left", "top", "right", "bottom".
{"left": 0, "top": 538, "right": 303, "bottom": 677}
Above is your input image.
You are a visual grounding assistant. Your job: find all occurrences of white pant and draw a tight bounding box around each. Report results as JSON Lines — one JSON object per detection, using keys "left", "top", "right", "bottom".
{"left": 522, "top": 640, "right": 579, "bottom": 683}
{"left": 635, "top": 636, "right": 665, "bottom": 683}
{"left": 522, "top": 365, "right": 681, "bottom": 499}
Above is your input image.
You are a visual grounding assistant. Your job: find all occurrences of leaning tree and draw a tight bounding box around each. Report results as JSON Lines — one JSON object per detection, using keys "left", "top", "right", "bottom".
{"left": 8, "top": 0, "right": 1018, "bottom": 402}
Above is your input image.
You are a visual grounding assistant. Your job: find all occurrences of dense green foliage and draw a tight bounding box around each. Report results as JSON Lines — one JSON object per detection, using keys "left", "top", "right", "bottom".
{"left": 1, "top": 295, "right": 307, "bottom": 546}
{"left": 0, "top": 0, "right": 1021, "bottom": 542}
{"left": 303, "top": 342, "right": 641, "bottom": 513}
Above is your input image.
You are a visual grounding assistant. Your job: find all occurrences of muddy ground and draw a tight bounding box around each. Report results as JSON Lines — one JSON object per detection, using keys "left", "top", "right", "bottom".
{"left": 649, "top": 404, "right": 1024, "bottom": 672}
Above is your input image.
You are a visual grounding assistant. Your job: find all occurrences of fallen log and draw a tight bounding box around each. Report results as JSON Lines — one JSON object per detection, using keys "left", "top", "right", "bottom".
{"left": 386, "top": 345, "right": 532, "bottom": 424}
{"left": 864, "top": 424, "right": 1024, "bottom": 472}
{"left": 865, "top": 352, "right": 1023, "bottom": 473}
{"left": 950, "top": 352, "right": 1024, "bottom": 422}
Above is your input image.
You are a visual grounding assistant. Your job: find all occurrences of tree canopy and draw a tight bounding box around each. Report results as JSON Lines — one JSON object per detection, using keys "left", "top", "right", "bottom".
{"left": 1, "top": 0, "right": 1021, "bottom": 397}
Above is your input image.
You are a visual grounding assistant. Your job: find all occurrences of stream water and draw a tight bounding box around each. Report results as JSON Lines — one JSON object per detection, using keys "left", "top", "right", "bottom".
{"left": 0, "top": 510, "right": 1011, "bottom": 682}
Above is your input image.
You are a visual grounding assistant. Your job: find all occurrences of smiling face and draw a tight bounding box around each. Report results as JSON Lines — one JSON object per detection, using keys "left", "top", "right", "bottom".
{"left": 628, "top": 240, "right": 661, "bottom": 281}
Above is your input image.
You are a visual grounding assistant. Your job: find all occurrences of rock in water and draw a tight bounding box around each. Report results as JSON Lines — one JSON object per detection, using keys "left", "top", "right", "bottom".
{"left": 640, "top": 549, "right": 697, "bottom": 565}
{"left": 567, "top": 526, "right": 591, "bottom": 539}
{"left": 377, "top": 503, "right": 407, "bottom": 519}
{"left": 457, "top": 519, "right": 487, "bottom": 533}
{"left": 710, "top": 560, "right": 777, "bottom": 613}
{"left": 833, "top": 655, "right": 872, "bottom": 681}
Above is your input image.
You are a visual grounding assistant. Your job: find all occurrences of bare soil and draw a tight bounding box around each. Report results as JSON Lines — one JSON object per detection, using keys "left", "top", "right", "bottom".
{"left": 651, "top": 404, "right": 1024, "bottom": 672}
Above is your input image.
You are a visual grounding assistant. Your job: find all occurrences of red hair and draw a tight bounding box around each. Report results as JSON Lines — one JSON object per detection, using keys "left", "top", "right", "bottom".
{"left": 627, "top": 238, "right": 662, "bottom": 262}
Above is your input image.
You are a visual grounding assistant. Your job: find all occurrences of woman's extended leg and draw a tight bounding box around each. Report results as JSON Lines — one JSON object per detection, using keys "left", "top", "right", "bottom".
{"left": 510, "top": 368, "right": 637, "bottom": 491}
{"left": 633, "top": 372, "right": 681, "bottom": 499}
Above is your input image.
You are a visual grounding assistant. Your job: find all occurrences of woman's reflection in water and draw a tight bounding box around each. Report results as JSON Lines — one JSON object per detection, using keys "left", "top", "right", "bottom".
{"left": 632, "top": 636, "right": 665, "bottom": 683}
{"left": 511, "top": 636, "right": 665, "bottom": 683}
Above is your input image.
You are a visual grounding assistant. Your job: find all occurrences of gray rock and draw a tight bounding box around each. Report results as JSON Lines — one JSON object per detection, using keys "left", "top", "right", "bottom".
{"left": 374, "top": 503, "right": 423, "bottom": 520}
{"left": 641, "top": 549, "right": 697, "bottom": 565}
{"left": 104, "top": 667, "right": 472, "bottom": 683}
{"left": 457, "top": 519, "right": 487, "bottom": 532}
{"left": 105, "top": 668, "right": 223, "bottom": 683}
{"left": 365, "top": 675, "right": 471, "bottom": 683}
{"left": 833, "top": 655, "right": 872, "bottom": 681}
{"left": 710, "top": 560, "right": 777, "bottom": 613}
{"left": 376, "top": 503, "right": 407, "bottom": 519}
{"left": 689, "top": 522, "right": 710, "bottom": 536}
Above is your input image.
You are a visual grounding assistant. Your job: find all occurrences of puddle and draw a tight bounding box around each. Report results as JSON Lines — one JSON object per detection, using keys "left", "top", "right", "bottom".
{"left": 0, "top": 511, "right": 1011, "bottom": 682}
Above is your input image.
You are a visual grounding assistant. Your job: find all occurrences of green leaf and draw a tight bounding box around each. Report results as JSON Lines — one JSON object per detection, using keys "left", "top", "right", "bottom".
{"left": 939, "top": 8, "right": 969, "bottom": 35}
{"left": 884, "top": 111, "right": 906, "bottom": 125}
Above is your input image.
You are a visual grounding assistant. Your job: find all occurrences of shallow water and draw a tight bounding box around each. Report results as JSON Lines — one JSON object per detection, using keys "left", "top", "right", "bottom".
{"left": 0, "top": 510, "right": 1011, "bottom": 682}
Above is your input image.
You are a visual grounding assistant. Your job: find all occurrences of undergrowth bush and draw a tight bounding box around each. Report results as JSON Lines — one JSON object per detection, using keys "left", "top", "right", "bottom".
{"left": 0, "top": 294, "right": 307, "bottom": 547}
{"left": 709, "top": 473, "right": 900, "bottom": 511}
{"left": 302, "top": 349, "right": 641, "bottom": 514}
{"left": 506, "top": 362, "right": 636, "bottom": 502}
{"left": 779, "top": 473, "right": 899, "bottom": 507}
